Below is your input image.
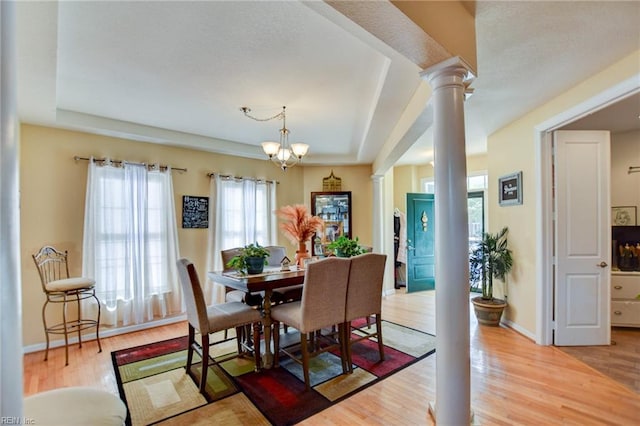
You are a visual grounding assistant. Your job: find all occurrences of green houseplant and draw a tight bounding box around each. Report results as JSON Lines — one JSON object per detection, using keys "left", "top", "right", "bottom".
{"left": 327, "top": 235, "right": 366, "bottom": 258}
{"left": 469, "top": 227, "right": 514, "bottom": 326}
{"left": 226, "top": 243, "right": 270, "bottom": 275}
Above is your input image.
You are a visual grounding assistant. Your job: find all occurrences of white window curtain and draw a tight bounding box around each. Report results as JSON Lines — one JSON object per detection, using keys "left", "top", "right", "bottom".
{"left": 82, "top": 160, "right": 182, "bottom": 326}
{"left": 205, "top": 174, "right": 277, "bottom": 304}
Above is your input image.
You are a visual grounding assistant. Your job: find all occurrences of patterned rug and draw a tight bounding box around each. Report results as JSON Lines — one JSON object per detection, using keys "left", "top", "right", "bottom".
{"left": 112, "top": 320, "right": 436, "bottom": 426}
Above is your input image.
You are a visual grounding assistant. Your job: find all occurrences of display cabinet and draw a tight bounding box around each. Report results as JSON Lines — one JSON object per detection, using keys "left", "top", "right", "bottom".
{"left": 311, "top": 191, "right": 352, "bottom": 255}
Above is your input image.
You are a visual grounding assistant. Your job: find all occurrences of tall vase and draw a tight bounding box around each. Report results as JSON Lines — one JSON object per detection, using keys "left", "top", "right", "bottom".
{"left": 295, "top": 241, "right": 310, "bottom": 268}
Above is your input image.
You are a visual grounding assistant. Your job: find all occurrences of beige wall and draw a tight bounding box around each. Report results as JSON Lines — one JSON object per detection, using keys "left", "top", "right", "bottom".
{"left": 20, "top": 124, "right": 374, "bottom": 347}
{"left": 487, "top": 50, "right": 640, "bottom": 335}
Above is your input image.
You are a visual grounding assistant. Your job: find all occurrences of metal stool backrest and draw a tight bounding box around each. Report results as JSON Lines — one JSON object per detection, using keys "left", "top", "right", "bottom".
{"left": 32, "top": 246, "right": 70, "bottom": 293}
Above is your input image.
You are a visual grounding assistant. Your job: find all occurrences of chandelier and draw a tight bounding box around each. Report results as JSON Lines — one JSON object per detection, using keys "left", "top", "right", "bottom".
{"left": 240, "top": 106, "right": 309, "bottom": 171}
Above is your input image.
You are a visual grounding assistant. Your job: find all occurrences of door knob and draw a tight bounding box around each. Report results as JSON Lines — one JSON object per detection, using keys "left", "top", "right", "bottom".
{"left": 596, "top": 261, "right": 608, "bottom": 268}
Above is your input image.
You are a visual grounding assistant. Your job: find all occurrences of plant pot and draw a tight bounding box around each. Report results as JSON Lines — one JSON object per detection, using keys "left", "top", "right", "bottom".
{"left": 471, "top": 296, "right": 507, "bottom": 326}
{"left": 334, "top": 248, "right": 348, "bottom": 258}
{"left": 245, "top": 257, "right": 265, "bottom": 275}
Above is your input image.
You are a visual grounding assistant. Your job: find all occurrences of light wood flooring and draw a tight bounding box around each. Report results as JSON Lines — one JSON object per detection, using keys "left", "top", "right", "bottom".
{"left": 558, "top": 327, "right": 640, "bottom": 394}
{"left": 23, "top": 290, "right": 640, "bottom": 425}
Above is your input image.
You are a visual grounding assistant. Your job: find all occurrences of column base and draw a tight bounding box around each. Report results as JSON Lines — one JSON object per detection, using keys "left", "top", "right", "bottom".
{"left": 428, "top": 401, "right": 476, "bottom": 424}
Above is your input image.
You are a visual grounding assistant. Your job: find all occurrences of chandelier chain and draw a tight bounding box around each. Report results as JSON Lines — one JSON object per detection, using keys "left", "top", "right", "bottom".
{"left": 240, "top": 106, "right": 285, "bottom": 122}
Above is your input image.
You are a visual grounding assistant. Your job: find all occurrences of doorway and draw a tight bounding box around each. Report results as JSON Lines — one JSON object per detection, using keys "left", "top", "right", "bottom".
{"left": 536, "top": 77, "right": 640, "bottom": 345}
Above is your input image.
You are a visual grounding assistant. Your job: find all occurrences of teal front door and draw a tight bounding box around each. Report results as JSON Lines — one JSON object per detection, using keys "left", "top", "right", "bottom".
{"left": 406, "top": 193, "right": 435, "bottom": 292}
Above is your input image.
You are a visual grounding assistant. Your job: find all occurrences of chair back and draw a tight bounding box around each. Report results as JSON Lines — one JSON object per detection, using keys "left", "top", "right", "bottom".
{"left": 221, "top": 247, "right": 243, "bottom": 272}
{"left": 176, "top": 258, "right": 211, "bottom": 334}
{"left": 32, "top": 246, "right": 70, "bottom": 292}
{"left": 299, "top": 257, "right": 351, "bottom": 332}
{"left": 265, "top": 246, "right": 287, "bottom": 267}
{"left": 345, "top": 253, "right": 387, "bottom": 322}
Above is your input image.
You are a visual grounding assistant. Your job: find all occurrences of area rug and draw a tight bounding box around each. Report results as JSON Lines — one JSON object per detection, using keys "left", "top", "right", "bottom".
{"left": 112, "top": 320, "right": 436, "bottom": 426}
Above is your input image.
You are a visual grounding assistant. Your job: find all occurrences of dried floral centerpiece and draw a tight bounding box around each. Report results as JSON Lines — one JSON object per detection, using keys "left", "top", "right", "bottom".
{"left": 277, "top": 204, "right": 324, "bottom": 267}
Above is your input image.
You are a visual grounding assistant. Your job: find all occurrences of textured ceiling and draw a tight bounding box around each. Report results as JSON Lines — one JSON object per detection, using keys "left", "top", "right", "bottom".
{"left": 15, "top": 1, "right": 640, "bottom": 169}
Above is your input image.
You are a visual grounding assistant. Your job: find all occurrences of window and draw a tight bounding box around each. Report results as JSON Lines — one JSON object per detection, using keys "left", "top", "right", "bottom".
{"left": 83, "top": 162, "right": 181, "bottom": 325}
{"left": 216, "top": 178, "right": 274, "bottom": 249}
{"left": 207, "top": 175, "right": 277, "bottom": 304}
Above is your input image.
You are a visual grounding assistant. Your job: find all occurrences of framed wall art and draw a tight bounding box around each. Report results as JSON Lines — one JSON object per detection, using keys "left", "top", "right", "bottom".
{"left": 182, "top": 195, "right": 209, "bottom": 228}
{"left": 612, "top": 206, "right": 637, "bottom": 226}
{"left": 498, "top": 171, "right": 523, "bottom": 206}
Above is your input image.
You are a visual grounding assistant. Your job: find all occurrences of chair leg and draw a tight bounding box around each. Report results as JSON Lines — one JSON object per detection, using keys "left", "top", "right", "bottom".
{"left": 199, "top": 334, "right": 210, "bottom": 394}
{"left": 375, "top": 314, "right": 385, "bottom": 361}
{"left": 235, "top": 326, "right": 243, "bottom": 354}
{"left": 300, "top": 332, "right": 311, "bottom": 391}
{"left": 272, "top": 320, "right": 280, "bottom": 368}
{"left": 338, "top": 323, "right": 348, "bottom": 374}
{"left": 75, "top": 292, "right": 83, "bottom": 348}
{"left": 252, "top": 322, "right": 261, "bottom": 371}
{"left": 42, "top": 300, "right": 50, "bottom": 362}
{"left": 186, "top": 324, "right": 195, "bottom": 373}
{"left": 345, "top": 321, "right": 353, "bottom": 373}
{"left": 62, "top": 295, "right": 70, "bottom": 366}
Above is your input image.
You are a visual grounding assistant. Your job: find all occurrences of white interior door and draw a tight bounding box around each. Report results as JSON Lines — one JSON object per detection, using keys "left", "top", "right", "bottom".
{"left": 554, "top": 130, "right": 611, "bottom": 346}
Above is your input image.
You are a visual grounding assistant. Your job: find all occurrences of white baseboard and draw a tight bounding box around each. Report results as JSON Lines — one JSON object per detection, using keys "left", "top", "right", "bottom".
{"left": 501, "top": 318, "right": 536, "bottom": 341}
{"left": 22, "top": 314, "right": 187, "bottom": 354}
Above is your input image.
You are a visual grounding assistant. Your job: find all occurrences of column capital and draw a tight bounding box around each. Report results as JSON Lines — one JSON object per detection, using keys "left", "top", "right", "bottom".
{"left": 420, "top": 56, "right": 475, "bottom": 95}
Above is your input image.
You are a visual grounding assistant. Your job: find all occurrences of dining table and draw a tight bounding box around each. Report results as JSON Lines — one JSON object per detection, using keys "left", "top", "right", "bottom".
{"left": 207, "top": 267, "right": 306, "bottom": 368}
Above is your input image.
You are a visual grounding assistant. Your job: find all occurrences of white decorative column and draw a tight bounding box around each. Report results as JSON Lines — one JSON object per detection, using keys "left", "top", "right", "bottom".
{"left": 421, "top": 56, "right": 475, "bottom": 425}
{"left": 372, "top": 174, "right": 384, "bottom": 252}
{"left": 1, "top": 0, "right": 24, "bottom": 419}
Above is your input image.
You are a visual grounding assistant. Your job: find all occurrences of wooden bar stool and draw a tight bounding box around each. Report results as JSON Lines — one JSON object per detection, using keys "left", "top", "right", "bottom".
{"left": 32, "top": 246, "right": 102, "bottom": 366}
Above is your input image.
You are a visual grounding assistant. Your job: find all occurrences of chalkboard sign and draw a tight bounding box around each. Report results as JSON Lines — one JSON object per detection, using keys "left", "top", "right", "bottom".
{"left": 182, "top": 196, "right": 209, "bottom": 229}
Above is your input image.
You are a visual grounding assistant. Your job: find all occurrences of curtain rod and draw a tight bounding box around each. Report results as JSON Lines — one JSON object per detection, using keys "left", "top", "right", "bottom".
{"left": 207, "top": 172, "right": 279, "bottom": 184}
{"left": 629, "top": 166, "right": 640, "bottom": 174}
{"left": 74, "top": 156, "right": 187, "bottom": 172}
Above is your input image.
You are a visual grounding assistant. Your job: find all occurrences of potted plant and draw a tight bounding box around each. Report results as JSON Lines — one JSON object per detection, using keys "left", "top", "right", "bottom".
{"left": 469, "top": 227, "right": 514, "bottom": 326}
{"left": 276, "top": 204, "right": 324, "bottom": 267}
{"left": 327, "top": 235, "right": 366, "bottom": 258}
{"left": 226, "top": 243, "right": 270, "bottom": 275}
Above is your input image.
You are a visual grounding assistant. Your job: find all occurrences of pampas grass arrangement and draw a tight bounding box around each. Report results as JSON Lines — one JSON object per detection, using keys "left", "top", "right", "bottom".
{"left": 277, "top": 204, "right": 324, "bottom": 244}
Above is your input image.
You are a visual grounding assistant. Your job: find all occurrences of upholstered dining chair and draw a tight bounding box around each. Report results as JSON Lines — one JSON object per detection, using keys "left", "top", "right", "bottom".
{"left": 271, "top": 257, "right": 352, "bottom": 390}
{"left": 220, "top": 247, "right": 249, "bottom": 303}
{"left": 344, "top": 253, "right": 387, "bottom": 372}
{"left": 267, "top": 245, "right": 302, "bottom": 304}
{"left": 32, "top": 245, "right": 102, "bottom": 366}
{"left": 177, "top": 258, "right": 262, "bottom": 394}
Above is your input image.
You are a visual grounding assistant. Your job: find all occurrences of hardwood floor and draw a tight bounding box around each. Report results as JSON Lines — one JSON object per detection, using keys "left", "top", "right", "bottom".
{"left": 23, "top": 290, "right": 640, "bottom": 425}
{"left": 558, "top": 327, "right": 640, "bottom": 394}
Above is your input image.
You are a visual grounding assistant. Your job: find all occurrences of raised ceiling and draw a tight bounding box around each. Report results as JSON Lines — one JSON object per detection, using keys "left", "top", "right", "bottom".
{"left": 15, "top": 1, "right": 640, "bottom": 168}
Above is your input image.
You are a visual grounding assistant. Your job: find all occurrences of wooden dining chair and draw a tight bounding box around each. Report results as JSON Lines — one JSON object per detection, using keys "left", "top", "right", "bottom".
{"left": 176, "top": 258, "right": 262, "bottom": 394}
{"left": 271, "top": 257, "right": 351, "bottom": 390}
{"left": 344, "top": 253, "right": 387, "bottom": 372}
